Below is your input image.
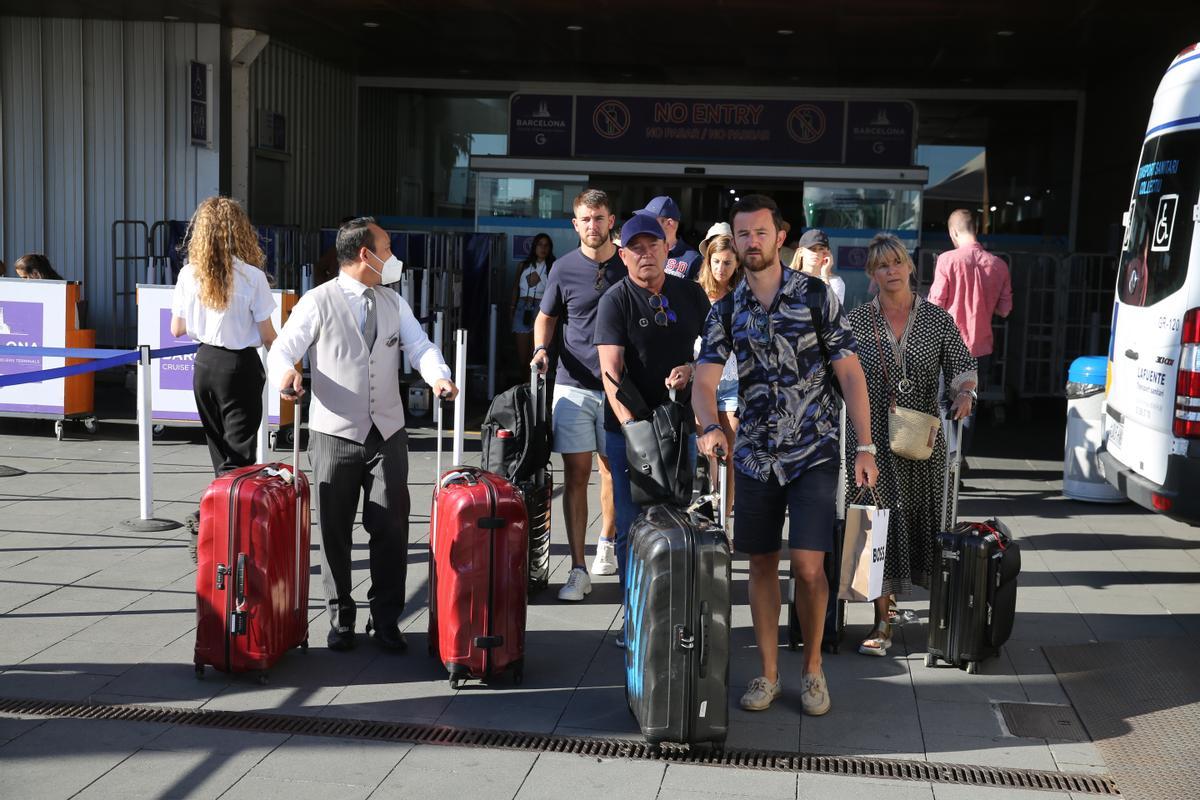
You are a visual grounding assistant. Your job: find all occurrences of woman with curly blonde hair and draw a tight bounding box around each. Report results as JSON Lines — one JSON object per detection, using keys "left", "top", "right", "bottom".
{"left": 170, "top": 197, "right": 277, "bottom": 495}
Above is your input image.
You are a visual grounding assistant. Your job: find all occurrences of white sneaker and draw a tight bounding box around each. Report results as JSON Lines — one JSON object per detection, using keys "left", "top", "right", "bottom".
{"left": 591, "top": 537, "right": 618, "bottom": 576}
{"left": 557, "top": 567, "right": 592, "bottom": 602}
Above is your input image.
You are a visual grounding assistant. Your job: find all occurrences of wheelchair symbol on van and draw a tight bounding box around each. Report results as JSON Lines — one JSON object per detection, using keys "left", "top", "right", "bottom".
{"left": 1151, "top": 194, "right": 1178, "bottom": 253}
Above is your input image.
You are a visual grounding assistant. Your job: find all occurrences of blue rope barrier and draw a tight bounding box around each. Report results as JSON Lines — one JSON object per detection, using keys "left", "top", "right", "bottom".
{"left": 0, "top": 351, "right": 140, "bottom": 387}
{"left": 149, "top": 344, "right": 200, "bottom": 359}
{"left": 0, "top": 346, "right": 137, "bottom": 359}
{"left": 0, "top": 343, "right": 199, "bottom": 388}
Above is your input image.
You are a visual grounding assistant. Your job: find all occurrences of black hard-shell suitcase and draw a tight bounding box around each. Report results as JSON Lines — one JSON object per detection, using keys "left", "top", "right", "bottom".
{"left": 787, "top": 519, "right": 846, "bottom": 654}
{"left": 625, "top": 461, "right": 730, "bottom": 747}
{"left": 788, "top": 404, "right": 848, "bottom": 654}
{"left": 482, "top": 367, "right": 553, "bottom": 594}
{"left": 519, "top": 468, "right": 552, "bottom": 593}
{"left": 925, "top": 417, "right": 1021, "bottom": 673}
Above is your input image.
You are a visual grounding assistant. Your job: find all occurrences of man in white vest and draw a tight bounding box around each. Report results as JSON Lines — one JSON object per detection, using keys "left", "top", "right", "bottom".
{"left": 269, "top": 217, "right": 457, "bottom": 653}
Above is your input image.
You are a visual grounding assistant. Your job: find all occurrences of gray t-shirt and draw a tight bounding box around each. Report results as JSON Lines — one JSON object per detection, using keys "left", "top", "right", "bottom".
{"left": 539, "top": 246, "right": 625, "bottom": 391}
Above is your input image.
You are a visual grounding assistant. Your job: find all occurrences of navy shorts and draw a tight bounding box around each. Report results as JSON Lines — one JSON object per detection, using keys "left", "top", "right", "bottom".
{"left": 733, "top": 462, "right": 839, "bottom": 555}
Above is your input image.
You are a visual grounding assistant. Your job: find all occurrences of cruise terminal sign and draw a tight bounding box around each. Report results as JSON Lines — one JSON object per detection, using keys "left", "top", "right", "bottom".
{"left": 508, "top": 93, "right": 914, "bottom": 166}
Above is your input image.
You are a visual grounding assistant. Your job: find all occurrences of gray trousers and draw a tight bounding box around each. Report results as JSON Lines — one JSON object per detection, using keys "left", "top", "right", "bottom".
{"left": 310, "top": 427, "right": 410, "bottom": 630}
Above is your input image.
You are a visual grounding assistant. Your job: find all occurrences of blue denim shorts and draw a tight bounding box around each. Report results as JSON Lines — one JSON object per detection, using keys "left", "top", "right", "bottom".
{"left": 732, "top": 462, "right": 838, "bottom": 554}
{"left": 716, "top": 378, "right": 739, "bottom": 414}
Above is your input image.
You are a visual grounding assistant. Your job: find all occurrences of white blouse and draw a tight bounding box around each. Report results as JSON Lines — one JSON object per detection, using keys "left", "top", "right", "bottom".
{"left": 171, "top": 257, "right": 275, "bottom": 349}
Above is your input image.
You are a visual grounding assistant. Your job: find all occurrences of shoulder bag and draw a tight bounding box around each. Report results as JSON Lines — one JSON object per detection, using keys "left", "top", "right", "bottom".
{"left": 871, "top": 302, "right": 940, "bottom": 461}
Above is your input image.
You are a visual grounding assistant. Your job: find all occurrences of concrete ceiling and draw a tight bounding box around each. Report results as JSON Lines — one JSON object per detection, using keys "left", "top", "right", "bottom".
{"left": 2, "top": 1, "right": 1198, "bottom": 89}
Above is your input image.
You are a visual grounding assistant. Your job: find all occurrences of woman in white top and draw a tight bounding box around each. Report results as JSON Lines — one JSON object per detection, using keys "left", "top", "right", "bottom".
{"left": 509, "top": 233, "right": 554, "bottom": 366}
{"left": 790, "top": 228, "right": 846, "bottom": 305}
{"left": 697, "top": 233, "right": 743, "bottom": 520}
{"left": 170, "top": 196, "right": 277, "bottom": 483}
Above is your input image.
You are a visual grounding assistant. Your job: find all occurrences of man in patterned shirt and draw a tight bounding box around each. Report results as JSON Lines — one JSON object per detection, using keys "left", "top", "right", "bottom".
{"left": 694, "top": 194, "right": 878, "bottom": 717}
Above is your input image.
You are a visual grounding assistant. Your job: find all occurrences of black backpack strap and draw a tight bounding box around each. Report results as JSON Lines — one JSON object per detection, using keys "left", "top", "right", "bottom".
{"left": 805, "top": 277, "right": 831, "bottom": 365}
{"left": 805, "top": 278, "right": 843, "bottom": 399}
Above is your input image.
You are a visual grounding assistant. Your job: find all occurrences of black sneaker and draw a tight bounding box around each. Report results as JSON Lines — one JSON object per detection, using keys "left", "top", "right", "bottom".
{"left": 326, "top": 625, "right": 356, "bottom": 651}
{"left": 367, "top": 618, "right": 407, "bottom": 652}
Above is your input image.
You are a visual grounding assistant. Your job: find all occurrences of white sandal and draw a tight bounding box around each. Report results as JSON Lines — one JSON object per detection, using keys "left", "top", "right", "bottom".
{"left": 858, "top": 622, "right": 893, "bottom": 657}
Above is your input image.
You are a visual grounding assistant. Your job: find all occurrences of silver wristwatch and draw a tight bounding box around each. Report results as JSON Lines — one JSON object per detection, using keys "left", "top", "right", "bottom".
{"left": 856, "top": 443, "right": 877, "bottom": 455}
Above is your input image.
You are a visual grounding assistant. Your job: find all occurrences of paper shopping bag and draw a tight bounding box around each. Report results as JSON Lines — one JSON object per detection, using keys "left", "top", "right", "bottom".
{"left": 838, "top": 490, "right": 890, "bottom": 602}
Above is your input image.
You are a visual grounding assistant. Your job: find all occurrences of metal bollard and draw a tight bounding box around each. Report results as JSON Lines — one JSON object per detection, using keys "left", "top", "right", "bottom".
{"left": 122, "top": 345, "right": 180, "bottom": 531}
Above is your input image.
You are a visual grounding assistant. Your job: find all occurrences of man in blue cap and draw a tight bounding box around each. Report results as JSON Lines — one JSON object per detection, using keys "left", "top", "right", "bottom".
{"left": 594, "top": 212, "right": 711, "bottom": 646}
{"left": 638, "top": 196, "right": 702, "bottom": 281}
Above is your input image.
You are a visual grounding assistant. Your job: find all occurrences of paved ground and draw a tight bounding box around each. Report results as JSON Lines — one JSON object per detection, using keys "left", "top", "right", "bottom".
{"left": 1, "top": 400, "right": 1197, "bottom": 799}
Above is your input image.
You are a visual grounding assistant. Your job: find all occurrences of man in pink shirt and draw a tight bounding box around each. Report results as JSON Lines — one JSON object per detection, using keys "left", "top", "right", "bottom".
{"left": 929, "top": 209, "right": 1013, "bottom": 459}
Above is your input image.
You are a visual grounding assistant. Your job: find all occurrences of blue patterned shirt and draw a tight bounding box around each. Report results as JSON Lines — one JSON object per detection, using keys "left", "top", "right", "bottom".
{"left": 698, "top": 268, "right": 858, "bottom": 484}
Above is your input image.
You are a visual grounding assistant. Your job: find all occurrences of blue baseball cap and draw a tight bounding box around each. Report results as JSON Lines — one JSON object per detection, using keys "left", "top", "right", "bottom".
{"left": 636, "top": 195, "right": 681, "bottom": 220}
{"left": 619, "top": 213, "right": 667, "bottom": 245}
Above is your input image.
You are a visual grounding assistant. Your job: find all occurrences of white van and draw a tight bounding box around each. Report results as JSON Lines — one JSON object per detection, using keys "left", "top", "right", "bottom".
{"left": 1099, "top": 41, "right": 1200, "bottom": 524}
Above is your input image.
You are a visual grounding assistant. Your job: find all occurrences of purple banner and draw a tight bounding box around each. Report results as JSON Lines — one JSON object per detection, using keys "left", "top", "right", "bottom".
{"left": 837, "top": 246, "right": 869, "bottom": 271}
{"left": 512, "top": 235, "right": 535, "bottom": 259}
{"left": 845, "top": 101, "right": 915, "bottom": 167}
{"left": 0, "top": 301, "right": 44, "bottom": 376}
{"left": 158, "top": 309, "right": 195, "bottom": 391}
{"left": 509, "top": 94, "right": 573, "bottom": 157}
{"left": 572, "top": 96, "right": 845, "bottom": 163}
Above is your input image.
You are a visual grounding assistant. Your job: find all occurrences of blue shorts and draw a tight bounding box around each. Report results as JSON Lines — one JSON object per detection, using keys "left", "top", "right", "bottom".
{"left": 716, "top": 378, "right": 739, "bottom": 414}
{"left": 732, "top": 462, "right": 838, "bottom": 555}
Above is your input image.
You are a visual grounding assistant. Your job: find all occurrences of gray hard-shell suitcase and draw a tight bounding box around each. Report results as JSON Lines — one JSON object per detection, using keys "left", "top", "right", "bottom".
{"left": 625, "top": 461, "right": 730, "bottom": 747}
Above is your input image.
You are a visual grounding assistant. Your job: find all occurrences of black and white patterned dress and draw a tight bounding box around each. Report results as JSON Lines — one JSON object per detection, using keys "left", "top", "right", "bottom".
{"left": 844, "top": 295, "right": 976, "bottom": 596}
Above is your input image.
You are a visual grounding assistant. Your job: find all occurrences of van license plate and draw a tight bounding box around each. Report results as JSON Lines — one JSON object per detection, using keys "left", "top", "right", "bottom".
{"left": 1108, "top": 420, "right": 1124, "bottom": 450}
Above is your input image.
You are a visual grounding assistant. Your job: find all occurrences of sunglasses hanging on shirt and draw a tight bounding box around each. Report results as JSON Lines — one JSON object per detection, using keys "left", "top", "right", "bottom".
{"left": 648, "top": 293, "right": 676, "bottom": 327}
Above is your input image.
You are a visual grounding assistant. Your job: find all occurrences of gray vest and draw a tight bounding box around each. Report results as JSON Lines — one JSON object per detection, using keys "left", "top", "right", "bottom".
{"left": 307, "top": 281, "right": 406, "bottom": 443}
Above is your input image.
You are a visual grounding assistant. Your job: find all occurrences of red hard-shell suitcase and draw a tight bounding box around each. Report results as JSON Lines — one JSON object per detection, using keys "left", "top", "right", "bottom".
{"left": 428, "top": 399, "right": 529, "bottom": 688}
{"left": 194, "top": 399, "right": 310, "bottom": 683}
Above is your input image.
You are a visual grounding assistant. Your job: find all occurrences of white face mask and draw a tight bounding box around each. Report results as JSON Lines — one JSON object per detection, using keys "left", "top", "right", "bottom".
{"left": 366, "top": 251, "right": 403, "bottom": 283}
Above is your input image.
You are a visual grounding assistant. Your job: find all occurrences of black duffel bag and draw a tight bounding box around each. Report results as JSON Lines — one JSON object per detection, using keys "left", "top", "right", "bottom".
{"left": 605, "top": 371, "right": 692, "bottom": 508}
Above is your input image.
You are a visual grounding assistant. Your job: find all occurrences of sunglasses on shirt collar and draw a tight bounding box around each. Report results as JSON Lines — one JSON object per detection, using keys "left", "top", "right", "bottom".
{"left": 649, "top": 293, "right": 677, "bottom": 327}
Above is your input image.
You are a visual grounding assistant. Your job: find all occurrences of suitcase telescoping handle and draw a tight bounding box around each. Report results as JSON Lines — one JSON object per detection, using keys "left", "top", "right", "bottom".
{"left": 530, "top": 363, "right": 545, "bottom": 426}
{"left": 686, "top": 445, "right": 728, "bottom": 530}
{"left": 434, "top": 388, "right": 461, "bottom": 479}
{"left": 278, "top": 392, "right": 305, "bottom": 614}
{"left": 940, "top": 414, "right": 966, "bottom": 530}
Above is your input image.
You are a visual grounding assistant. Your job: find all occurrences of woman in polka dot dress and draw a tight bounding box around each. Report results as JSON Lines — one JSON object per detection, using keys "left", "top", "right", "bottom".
{"left": 844, "top": 234, "right": 977, "bottom": 658}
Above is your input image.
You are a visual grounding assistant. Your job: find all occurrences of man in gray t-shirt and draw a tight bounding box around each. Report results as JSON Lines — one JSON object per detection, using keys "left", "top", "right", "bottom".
{"left": 532, "top": 189, "right": 624, "bottom": 602}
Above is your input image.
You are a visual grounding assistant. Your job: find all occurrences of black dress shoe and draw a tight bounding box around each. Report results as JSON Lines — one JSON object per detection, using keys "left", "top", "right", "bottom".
{"left": 326, "top": 625, "right": 356, "bottom": 651}
{"left": 367, "top": 618, "right": 407, "bottom": 652}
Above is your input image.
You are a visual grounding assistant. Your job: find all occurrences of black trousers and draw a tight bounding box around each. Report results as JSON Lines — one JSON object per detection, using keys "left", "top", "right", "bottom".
{"left": 193, "top": 344, "right": 265, "bottom": 476}
{"left": 310, "top": 427, "right": 411, "bottom": 630}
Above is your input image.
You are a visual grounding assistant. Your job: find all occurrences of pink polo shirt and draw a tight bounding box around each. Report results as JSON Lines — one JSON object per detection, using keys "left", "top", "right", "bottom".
{"left": 928, "top": 243, "right": 1013, "bottom": 357}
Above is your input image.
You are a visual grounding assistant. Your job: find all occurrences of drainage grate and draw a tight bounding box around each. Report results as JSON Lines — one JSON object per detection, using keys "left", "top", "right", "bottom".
{"left": 998, "top": 702, "right": 1091, "bottom": 742}
{"left": 0, "top": 697, "right": 1120, "bottom": 795}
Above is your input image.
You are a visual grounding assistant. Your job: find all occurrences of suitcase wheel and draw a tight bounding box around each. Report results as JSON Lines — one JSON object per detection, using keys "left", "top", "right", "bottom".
{"left": 449, "top": 675, "right": 467, "bottom": 691}
{"left": 512, "top": 660, "right": 524, "bottom": 685}
{"left": 300, "top": 638, "right": 309, "bottom": 653}
{"left": 194, "top": 663, "right": 204, "bottom": 679}
{"left": 256, "top": 671, "right": 270, "bottom": 685}
{"left": 965, "top": 661, "right": 979, "bottom": 675}
{"left": 924, "top": 653, "right": 937, "bottom": 668}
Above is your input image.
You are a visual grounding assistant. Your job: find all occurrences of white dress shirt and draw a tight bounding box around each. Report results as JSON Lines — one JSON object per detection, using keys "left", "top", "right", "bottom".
{"left": 171, "top": 257, "right": 275, "bottom": 349}
{"left": 268, "top": 270, "right": 451, "bottom": 441}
